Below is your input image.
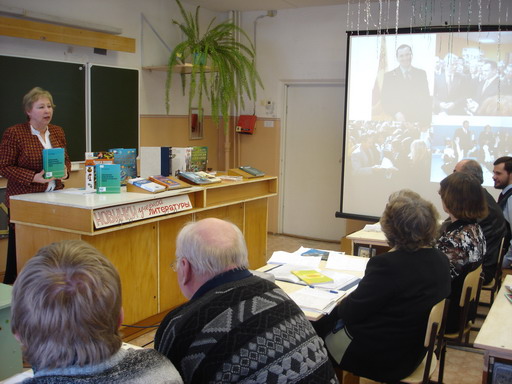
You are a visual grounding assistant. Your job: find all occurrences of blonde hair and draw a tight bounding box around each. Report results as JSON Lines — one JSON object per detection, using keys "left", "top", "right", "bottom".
{"left": 11, "top": 240, "right": 122, "bottom": 369}
{"left": 22, "top": 87, "right": 55, "bottom": 117}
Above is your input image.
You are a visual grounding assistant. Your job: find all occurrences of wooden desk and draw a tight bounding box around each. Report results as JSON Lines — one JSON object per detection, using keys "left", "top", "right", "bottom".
{"left": 474, "top": 275, "right": 512, "bottom": 383}
{"left": 10, "top": 177, "right": 277, "bottom": 336}
{"left": 346, "top": 228, "right": 388, "bottom": 256}
{"left": 260, "top": 256, "right": 368, "bottom": 321}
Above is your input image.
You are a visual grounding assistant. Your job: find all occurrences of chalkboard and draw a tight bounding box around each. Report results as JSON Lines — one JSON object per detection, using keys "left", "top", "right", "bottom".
{"left": 0, "top": 57, "right": 140, "bottom": 162}
{"left": 0, "top": 56, "right": 86, "bottom": 161}
{"left": 90, "top": 65, "right": 139, "bottom": 152}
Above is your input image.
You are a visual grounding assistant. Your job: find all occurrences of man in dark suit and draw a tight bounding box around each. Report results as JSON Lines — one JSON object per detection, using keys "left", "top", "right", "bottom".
{"left": 381, "top": 44, "right": 431, "bottom": 125}
{"left": 454, "top": 159, "right": 507, "bottom": 284}
{"left": 433, "top": 54, "right": 469, "bottom": 115}
{"left": 467, "top": 60, "right": 500, "bottom": 114}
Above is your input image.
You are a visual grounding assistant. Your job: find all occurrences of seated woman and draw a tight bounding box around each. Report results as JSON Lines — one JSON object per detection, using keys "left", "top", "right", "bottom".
{"left": 11, "top": 240, "right": 183, "bottom": 384}
{"left": 321, "top": 190, "right": 451, "bottom": 383}
{"left": 437, "top": 172, "right": 487, "bottom": 333}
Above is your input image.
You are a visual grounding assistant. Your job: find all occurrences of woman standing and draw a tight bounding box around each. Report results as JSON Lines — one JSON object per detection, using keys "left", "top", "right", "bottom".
{"left": 0, "top": 87, "right": 71, "bottom": 283}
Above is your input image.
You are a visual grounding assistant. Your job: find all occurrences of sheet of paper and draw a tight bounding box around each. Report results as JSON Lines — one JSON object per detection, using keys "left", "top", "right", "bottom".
{"left": 289, "top": 286, "right": 345, "bottom": 314}
{"left": 325, "top": 254, "right": 368, "bottom": 272}
{"left": 363, "top": 223, "right": 382, "bottom": 232}
{"left": 267, "top": 250, "right": 322, "bottom": 267}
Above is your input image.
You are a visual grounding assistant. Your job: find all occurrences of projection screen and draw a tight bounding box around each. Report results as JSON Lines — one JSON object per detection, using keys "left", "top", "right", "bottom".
{"left": 338, "top": 26, "right": 512, "bottom": 221}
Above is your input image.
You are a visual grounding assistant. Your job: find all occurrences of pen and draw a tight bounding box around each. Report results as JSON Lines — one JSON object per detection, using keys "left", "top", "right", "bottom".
{"left": 308, "top": 285, "right": 340, "bottom": 294}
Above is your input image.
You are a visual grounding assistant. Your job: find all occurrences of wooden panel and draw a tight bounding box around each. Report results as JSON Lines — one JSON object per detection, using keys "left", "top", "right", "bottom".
{"left": 244, "top": 199, "right": 268, "bottom": 269}
{"left": 15, "top": 225, "right": 80, "bottom": 271}
{"left": 158, "top": 215, "right": 191, "bottom": 312}
{"left": 205, "top": 178, "right": 276, "bottom": 207}
{"left": 10, "top": 200, "right": 92, "bottom": 233}
{"left": 83, "top": 223, "right": 158, "bottom": 325}
{"left": 0, "top": 16, "right": 135, "bottom": 53}
{"left": 195, "top": 204, "right": 244, "bottom": 229}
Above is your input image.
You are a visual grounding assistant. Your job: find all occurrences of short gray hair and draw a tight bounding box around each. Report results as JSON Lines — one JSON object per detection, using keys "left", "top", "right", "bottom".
{"left": 11, "top": 240, "right": 122, "bottom": 370}
{"left": 458, "top": 159, "right": 484, "bottom": 184}
{"left": 176, "top": 218, "right": 249, "bottom": 275}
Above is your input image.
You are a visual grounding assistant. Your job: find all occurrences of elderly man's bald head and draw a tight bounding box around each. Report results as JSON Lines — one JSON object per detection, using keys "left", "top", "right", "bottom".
{"left": 454, "top": 159, "right": 484, "bottom": 184}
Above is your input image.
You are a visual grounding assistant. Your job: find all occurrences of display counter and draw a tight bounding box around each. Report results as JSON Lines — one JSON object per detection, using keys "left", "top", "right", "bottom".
{"left": 10, "top": 176, "right": 278, "bottom": 335}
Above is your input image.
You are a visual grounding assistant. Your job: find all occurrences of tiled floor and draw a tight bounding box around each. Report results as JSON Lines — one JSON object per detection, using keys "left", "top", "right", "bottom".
{"left": 128, "top": 233, "right": 496, "bottom": 384}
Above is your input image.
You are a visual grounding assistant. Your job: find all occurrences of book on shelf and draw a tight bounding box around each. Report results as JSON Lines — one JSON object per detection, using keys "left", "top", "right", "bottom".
{"left": 291, "top": 270, "right": 334, "bottom": 285}
{"left": 110, "top": 148, "right": 137, "bottom": 184}
{"left": 190, "top": 146, "right": 208, "bottom": 172}
{"left": 239, "top": 166, "right": 265, "bottom": 177}
{"left": 148, "top": 175, "right": 191, "bottom": 190}
{"left": 178, "top": 171, "right": 222, "bottom": 185}
{"left": 42, "top": 148, "right": 65, "bottom": 179}
{"left": 140, "top": 147, "right": 193, "bottom": 178}
{"left": 95, "top": 164, "right": 121, "bottom": 194}
{"left": 228, "top": 166, "right": 265, "bottom": 179}
{"left": 84, "top": 152, "right": 115, "bottom": 192}
{"left": 127, "top": 177, "right": 166, "bottom": 193}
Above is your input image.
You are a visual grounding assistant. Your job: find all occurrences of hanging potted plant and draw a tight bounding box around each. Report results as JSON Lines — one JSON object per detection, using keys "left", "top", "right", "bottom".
{"left": 166, "top": 0, "right": 263, "bottom": 133}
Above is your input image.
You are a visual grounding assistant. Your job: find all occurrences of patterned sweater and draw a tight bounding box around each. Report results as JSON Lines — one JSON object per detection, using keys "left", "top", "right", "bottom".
{"left": 155, "top": 270, "right": 338, "bottom": 384}
{"left": 22, "top": 348, "right": 183, "bottom": 383}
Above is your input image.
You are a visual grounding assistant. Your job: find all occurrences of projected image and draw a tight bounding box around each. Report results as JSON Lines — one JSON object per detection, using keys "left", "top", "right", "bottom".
{"left": 342, "top": 29, "right": 512, "bottom": 219}
{"left": 430, "top": 120, "right": 512, "bottom": 186}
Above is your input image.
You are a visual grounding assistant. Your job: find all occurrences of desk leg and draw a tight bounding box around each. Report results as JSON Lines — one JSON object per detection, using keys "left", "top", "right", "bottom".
{"left": 482, "top": 351, "right": 490, "bottom": 384}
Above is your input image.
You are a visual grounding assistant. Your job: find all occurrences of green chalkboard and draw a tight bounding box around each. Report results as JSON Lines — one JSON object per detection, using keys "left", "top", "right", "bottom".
{"left": 90, "top": 65, "right": 139, "bottom": 152}
{"left": 0, "top": 55, "right": 86, "bottom": 161}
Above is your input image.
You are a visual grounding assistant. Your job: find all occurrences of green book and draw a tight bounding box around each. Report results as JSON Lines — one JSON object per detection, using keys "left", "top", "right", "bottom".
{"left": 96, "top": 164, "right": 121, "bottom": 194}
{"left": 43, "top": 148, "right": 65, "bottom": 179}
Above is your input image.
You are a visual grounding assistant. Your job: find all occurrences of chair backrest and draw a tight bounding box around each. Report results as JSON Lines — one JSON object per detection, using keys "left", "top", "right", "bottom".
{"left": 423, "top": 299, "right": 446, "bottom": 347}
{"left": 458, "top": 264, "right": 483, "bottom": 307}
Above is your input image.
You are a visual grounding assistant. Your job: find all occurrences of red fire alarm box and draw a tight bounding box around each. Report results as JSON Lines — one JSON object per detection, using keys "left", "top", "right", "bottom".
{"left": 235, "top": 115, "right": 257, "bottom": 134}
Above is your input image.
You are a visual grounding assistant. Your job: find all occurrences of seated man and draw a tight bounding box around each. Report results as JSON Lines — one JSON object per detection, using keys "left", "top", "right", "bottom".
{"left": 155, "top": 218, "right": 337, "bottom": 384}
{"left": 11, "top": 240, "right": 182, "bottom": 384}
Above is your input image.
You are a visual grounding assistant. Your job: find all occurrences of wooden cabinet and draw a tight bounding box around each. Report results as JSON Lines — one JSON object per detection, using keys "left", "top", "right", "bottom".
{"left": 10, "top": 177, "right": 277, "bottom": 334}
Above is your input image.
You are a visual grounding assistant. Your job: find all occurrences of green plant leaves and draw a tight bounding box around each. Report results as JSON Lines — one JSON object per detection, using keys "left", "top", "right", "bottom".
{"left": 166, "top": 0, "right": 263, "bottom": 133}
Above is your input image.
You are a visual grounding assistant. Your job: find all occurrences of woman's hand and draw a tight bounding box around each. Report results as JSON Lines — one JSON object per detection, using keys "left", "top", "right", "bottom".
{"left": 33, "top": 170, "right": 53, "bottom": 184}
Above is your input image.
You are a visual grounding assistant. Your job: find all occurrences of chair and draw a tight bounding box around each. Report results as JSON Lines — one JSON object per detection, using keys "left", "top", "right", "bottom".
{"left": 438, "top": 265, "right": 483, "bottom": 384}
{"left": 333, "top": 300, "right": 448, "bottom": 384}
{"left": 480, "top": 237, "right": 506, "bottom": 306}
{"left": 399, "top": 299, "right": 448, "bottom": 384}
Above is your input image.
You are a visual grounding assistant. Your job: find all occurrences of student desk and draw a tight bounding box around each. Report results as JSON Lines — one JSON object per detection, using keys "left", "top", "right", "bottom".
{"left": 259, "top": 255, "right": 368, "bottom": 321}
{"left": 346, "top": 228, "right": 388, "bottom": 256}
{"left": 9, "top": 177, "right": 277, "bottom": 337}
{"left": 474, "top": 274, "right": 512, "bottom": 383}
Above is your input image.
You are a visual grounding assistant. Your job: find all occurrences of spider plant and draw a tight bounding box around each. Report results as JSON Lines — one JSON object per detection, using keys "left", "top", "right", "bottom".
{"left": 166, "top": 0, "right": 263, "bottom": 133}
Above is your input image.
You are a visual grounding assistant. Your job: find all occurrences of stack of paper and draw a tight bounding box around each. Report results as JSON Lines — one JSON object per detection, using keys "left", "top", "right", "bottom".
{"left": 289, "top": 286, "right": 345, "bottom": 314}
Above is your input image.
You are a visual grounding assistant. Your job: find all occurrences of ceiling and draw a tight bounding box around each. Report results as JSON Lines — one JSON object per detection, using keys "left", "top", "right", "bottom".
{"left": 182, "top": 0, "right": 350, "bottom": 12}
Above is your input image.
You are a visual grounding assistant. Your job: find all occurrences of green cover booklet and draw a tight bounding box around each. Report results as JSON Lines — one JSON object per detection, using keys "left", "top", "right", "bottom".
{"left": 96, "top": 164, "right": 121, "bottom": 194}
{"left": 43, "top": 148, "right": 65, "bottom": 179}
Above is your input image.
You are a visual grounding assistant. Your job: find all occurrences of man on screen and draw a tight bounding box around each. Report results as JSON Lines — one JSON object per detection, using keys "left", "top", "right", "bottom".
{"left": 381, "top": 44, "right": 431, "bottom": 125}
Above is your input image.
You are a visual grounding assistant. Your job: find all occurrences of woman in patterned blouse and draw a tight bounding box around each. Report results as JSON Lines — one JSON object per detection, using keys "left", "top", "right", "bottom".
{"left": 437, "top": 172, "right": 488, "bottom": 333}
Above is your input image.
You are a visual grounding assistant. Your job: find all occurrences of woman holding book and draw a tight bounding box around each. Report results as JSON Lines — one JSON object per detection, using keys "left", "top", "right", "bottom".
{"left": 317, "top": 190, "right": 451, "bottom": 383}
{"left": 0, "top": 87, "right": 71, "bottom": 283}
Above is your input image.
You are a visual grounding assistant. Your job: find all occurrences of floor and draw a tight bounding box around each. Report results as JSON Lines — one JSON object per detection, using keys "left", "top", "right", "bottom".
{"left": 128, "top": 233, "right": 495, "bottom": 384}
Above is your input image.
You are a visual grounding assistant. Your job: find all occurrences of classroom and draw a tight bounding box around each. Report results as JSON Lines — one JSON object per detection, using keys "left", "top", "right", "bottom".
{"left": 1, "top": 1, "right": 511, "bottom": 383}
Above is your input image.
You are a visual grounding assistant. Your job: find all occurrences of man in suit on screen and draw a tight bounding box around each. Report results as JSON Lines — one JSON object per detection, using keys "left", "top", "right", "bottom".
{"left": 381, "top": 44, "right": 431, "bottom": 125}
